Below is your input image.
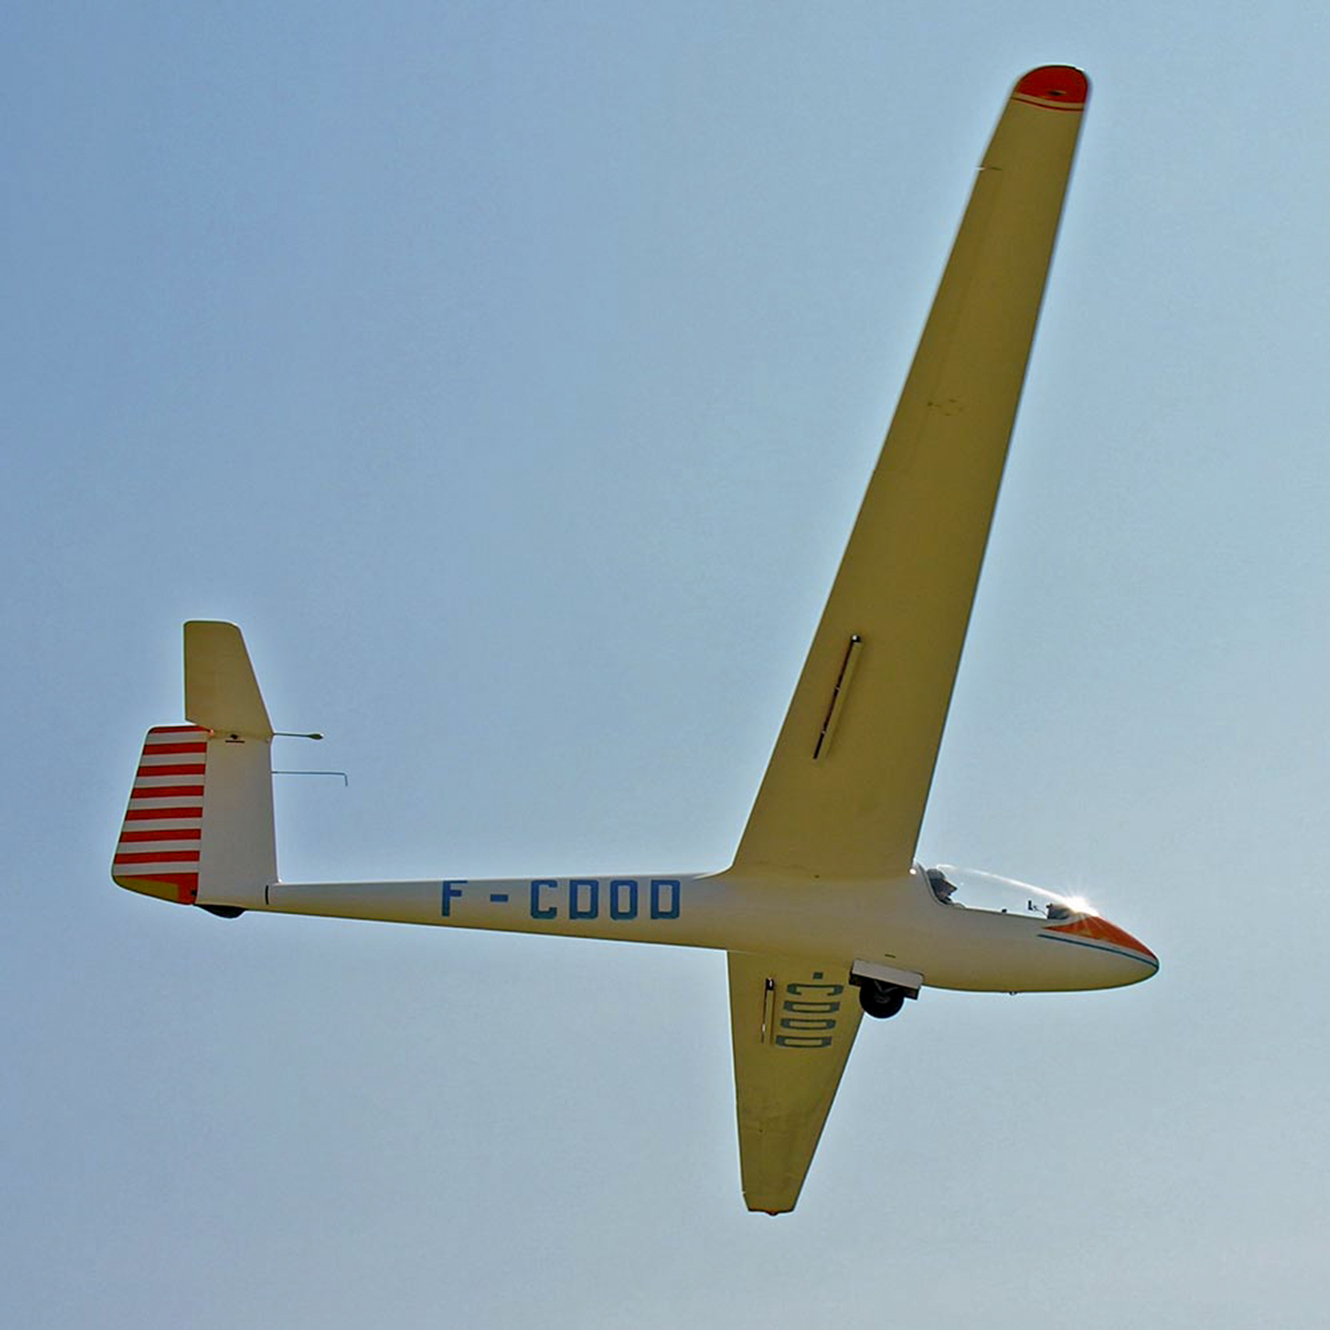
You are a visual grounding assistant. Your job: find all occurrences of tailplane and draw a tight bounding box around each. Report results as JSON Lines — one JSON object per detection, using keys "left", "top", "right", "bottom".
{"left": 112, "top": 622, "right": 277, "bottom": 910}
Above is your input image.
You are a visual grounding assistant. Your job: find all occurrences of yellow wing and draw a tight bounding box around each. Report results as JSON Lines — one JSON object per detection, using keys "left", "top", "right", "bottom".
{"left": 733, "top": 68, "right": 1089, "bottom": 881}
{"left": 727, "top": 951, "right": 863, "bottom": 1213}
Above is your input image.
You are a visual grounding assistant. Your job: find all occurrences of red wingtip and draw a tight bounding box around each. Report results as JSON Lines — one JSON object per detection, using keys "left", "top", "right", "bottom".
{"left": 1013, "top": 65, "right": 1089, "bottom": 110}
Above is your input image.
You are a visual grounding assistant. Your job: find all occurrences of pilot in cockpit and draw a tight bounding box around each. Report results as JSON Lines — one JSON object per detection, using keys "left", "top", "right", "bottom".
{"left": 926, "top": 868, "right": 959, "bottom": 905}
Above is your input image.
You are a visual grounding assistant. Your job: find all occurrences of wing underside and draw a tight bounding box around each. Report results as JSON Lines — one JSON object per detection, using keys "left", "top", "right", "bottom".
{"left": 733, "top": 69, "right": 1089, "bottom": 882}
{"left": 727, "top": 951, "right": 863, "bottom": 1213}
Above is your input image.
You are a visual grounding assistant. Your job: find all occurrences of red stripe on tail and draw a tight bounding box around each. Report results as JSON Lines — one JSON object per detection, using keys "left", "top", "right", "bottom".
{"left": 117, "top": 828, "right": 203, "bottom": 843}
{"left": 114, "top": 850, "right": 202, "bottom": 866}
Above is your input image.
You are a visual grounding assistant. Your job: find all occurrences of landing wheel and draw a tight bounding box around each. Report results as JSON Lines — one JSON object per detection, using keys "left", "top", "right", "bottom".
{"left": 858, "top": 980, "right": 906, "bottom": 1020}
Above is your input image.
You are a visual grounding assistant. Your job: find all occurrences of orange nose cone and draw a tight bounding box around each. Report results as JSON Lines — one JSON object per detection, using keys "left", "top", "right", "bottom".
{"left": 1096, "top": 916, "right": 1156, "bottom": 964}
{"left": 1047, "top": 914, "right": 1159, "bottom": 973}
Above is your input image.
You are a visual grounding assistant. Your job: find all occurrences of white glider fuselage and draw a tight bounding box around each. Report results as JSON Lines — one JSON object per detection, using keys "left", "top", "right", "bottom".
{"left": 251, "top": 867, "right": 1156, "bottom": 994}
{"left": 113, "top": 66, "right": 1157, "bottom": 1213}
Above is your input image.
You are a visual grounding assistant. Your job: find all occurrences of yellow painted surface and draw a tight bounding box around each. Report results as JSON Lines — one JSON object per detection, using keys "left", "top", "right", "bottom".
{"left": 734, "top": 74, "right": 1087, "bottom": 881}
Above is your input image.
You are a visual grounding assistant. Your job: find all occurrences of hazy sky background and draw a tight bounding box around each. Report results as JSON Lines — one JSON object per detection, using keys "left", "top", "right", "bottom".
{"left": 7, "top": 3, "right": 1330, "bottom": 1326}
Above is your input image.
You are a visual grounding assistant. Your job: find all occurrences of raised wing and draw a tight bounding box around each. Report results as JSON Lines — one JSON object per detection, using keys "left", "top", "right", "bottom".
{"left": 733, "top": 67, "right": 1089, "bottom": 881}
{"left": 727, "top": 951, "right": 863, "bottom": 1213}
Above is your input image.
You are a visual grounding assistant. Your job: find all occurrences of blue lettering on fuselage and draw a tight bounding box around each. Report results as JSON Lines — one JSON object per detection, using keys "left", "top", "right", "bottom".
{"left": 526, "top": 878, "right": 681, "bottom": 922}
{"left": 569, "top": 878, "right": 599, "bottom": 919}
{"left": 609, "top": 879, "right": 638, "bottom": 919}
{"left": 442, "top": 878, "right": 685, "bottom": 923}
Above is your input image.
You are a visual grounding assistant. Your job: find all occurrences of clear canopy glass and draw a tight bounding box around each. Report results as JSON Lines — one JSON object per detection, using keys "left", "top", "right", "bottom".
{"left": 922, "top": 865, "right": 1099, "bottom": 920}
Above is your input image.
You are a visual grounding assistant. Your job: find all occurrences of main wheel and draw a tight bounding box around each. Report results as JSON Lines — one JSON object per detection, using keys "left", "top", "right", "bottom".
{"left": 858, "top": 980, "right": 906, "bottom": 1020}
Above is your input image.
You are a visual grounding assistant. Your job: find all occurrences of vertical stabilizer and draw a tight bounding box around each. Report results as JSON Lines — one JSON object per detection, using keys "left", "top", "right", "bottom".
{"left": 112, "top": 623, "right": 278, "bottom": 909}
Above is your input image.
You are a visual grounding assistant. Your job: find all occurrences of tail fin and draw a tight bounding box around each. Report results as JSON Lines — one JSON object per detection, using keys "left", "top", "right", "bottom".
{"left": 113, "top": 623, "right": 277, "bottom": 909}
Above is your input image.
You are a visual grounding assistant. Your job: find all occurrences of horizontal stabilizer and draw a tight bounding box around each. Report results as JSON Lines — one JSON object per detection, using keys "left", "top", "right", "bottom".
{"left": 185, "top": 621, "right": 273, "bottom": 740}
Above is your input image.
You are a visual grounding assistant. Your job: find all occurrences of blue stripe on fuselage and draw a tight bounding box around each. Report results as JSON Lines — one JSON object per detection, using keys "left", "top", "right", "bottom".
{"left": 1037, "top": 932, "right": 1159, "bottom": 970}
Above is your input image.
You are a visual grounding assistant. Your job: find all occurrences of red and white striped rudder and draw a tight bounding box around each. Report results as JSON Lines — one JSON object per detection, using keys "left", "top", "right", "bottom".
{"left": 113, "top": 725, "right": 211, "bottom": 904}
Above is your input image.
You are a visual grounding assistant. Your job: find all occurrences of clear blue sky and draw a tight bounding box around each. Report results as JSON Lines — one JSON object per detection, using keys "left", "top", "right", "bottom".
{"left": 7, "top": 3, "right": 1330, "bottom": 1326}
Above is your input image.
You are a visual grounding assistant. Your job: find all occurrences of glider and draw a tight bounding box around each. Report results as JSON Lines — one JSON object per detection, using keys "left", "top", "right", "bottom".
{"left": 113, "top": 65, "right": 1156, "bottom": 1214}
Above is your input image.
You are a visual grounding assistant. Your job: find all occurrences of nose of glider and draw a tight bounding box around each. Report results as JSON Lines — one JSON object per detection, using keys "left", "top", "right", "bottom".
{"left": 1106, "top": 921, "right": 1158, "bottom": 982}
{"left": 1043, "top": 913, "right": 1159, "bottom": 986}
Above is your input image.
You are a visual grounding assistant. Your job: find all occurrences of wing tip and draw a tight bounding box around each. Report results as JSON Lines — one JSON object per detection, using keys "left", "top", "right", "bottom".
{"left": 1012, "top": 65, "right": 1089, "bottom": 111}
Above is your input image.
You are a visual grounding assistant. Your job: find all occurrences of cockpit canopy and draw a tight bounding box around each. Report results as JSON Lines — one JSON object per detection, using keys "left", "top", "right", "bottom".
{"left": 921, "top": 864, "right": 1097, "bottom": 921}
